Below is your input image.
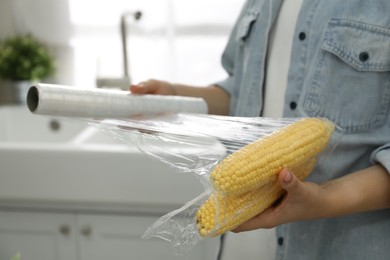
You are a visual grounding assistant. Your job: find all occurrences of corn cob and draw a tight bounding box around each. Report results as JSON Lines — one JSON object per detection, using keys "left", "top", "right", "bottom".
{"left": 196, "top": 160, "right": 316, "bottom": 237}
{"left": 210, "top": 118, "right": 334, "bottom": 196}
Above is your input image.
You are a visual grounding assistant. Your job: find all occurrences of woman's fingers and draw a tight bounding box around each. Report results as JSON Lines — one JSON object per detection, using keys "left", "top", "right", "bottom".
{"left": 232, "top": 169, "right": 322, "bottom": 232}
{"left": 129, "top": 79, "right": 174, "bottom": 95}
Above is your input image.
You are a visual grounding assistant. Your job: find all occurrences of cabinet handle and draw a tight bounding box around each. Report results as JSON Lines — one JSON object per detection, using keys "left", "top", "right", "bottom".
{"left": 59, "top": 224, "right": 71, "bottom": 235}
{"left": 81, "top": 225, "right": 92, "bottom": 237}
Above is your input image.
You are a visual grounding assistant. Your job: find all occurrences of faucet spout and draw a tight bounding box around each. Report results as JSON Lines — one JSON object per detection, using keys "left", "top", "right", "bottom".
{"left": 96, "top": 11, "right": 142, "bottom": 90}
{"left": 120, "top": 11, "right": 142, "bottom": 78}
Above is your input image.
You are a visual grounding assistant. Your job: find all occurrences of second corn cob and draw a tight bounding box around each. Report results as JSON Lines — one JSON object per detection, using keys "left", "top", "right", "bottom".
{"left": 210, "top": 118, "right": 334, "bottom": 195}
{"left": 196, "top": 160, "right": 316, "bottom": 237}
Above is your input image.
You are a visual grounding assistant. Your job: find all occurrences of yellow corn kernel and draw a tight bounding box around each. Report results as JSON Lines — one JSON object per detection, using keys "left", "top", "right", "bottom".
{"left": 196, "top": 183, "right": 283, "bottom": 237}
{"left": 210, "top": 118, "right": 334, "bottom": 195}
{"left": 196, "top": 161, "right": 316, "bottom": 237}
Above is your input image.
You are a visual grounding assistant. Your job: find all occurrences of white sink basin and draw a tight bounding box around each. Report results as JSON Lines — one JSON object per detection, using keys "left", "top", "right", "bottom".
{"left": 0, "top": 105, "right": 86, "bottom": 143}
{"left": 0, "top": 105, "right": 203, "bottom": 213}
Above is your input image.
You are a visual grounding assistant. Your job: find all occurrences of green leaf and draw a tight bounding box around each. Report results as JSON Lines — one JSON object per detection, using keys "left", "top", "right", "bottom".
{"left": 0, "top": 34, "right": 55, "bottom": 81}
{"left": 10, "top": 253, "right": 21, "bottom": 260}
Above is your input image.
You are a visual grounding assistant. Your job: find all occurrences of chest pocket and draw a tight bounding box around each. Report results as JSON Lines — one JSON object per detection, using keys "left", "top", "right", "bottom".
{"left": 235, "top": 8, "right": 259, "bottom": 44}
{"left": 303, "top": 19, "right": 390, "bottom": 134}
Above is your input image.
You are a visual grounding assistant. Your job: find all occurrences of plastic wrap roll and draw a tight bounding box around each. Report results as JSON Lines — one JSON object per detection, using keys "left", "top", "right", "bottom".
{"left": 27, "top": 83, "right": 208, "bottom": 118}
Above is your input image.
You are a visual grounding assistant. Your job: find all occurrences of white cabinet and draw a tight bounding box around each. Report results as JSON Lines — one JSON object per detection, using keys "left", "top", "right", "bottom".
{"left": 78, "top": 214, "right": 217, "bottom": 260}
{"left": 0, "top": 211, "right": 218, "bottom": 260}
{"left": 0, "top": 211, "right": 77, "bottom": 260}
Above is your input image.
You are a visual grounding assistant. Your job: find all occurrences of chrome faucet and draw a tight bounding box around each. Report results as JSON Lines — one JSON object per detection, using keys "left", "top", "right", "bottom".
{"left": 121, "top": 11, "right": 142, "bottom": 79}
{"left": 96, "top": 10, "right": 142, "bottom": 90}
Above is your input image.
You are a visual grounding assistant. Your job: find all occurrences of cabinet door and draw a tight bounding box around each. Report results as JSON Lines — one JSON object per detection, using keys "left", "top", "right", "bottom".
{"left": 0, "top": 211, "right": 77, "bottom": 260}
{"left": 78, "top": 214, "right": 218, "bottom": 260}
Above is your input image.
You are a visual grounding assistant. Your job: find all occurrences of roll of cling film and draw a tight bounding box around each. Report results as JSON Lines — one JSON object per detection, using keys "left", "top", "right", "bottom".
{"left": 27, "top": 83, "right": 208, "bottom": 119}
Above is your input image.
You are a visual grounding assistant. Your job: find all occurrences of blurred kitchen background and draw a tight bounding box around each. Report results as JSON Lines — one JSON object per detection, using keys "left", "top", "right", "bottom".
{"left": 0, "top": 0, "right": 244, "bottom": 87}
{"left": 0, "top": 0, "right": 276, "bottom": 259}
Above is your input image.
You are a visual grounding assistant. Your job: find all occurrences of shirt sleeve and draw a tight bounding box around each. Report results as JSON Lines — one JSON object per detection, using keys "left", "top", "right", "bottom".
{"left": 371, "top": 143, "right": 390, "bottom": 174}
{"left": 212, "top": 0, "right": 251, "bottom": 97}
{"left": 212, "top": 28, "right": 239, "bottom": 97}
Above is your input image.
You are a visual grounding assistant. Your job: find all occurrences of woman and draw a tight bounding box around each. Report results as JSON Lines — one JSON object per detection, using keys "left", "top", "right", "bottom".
{"left": 130, "top": 0, "right": 390, "bottom": 259}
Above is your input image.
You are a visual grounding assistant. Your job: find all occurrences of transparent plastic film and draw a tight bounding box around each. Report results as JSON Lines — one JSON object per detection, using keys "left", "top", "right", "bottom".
{"left": 90, "top": 114, "right": 337, "bottom": 254}
{"left": 90, "top": 114, "right": 300, "bottom": 179}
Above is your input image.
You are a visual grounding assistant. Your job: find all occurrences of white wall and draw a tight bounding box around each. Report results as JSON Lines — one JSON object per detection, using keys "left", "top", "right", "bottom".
{"left": 0, "top": 0, "right": 15, "bottom": 38}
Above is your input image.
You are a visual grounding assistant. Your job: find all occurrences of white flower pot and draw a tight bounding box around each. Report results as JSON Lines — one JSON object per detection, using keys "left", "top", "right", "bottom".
{"left": 0, "top": 80, "right": 33, "bottom": 104}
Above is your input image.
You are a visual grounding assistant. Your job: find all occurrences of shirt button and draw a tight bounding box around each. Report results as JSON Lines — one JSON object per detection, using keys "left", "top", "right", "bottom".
{"left": 298, "top": 32, "right": 306, "bottom": 41}
{"left": 289, "top": 101, "right": 297, "bottom": 110}
{"left": 359, "top": 52, "right": 369, "bottom": 62}
{"left": 278, "top": 237, "right": 284, "bottom": 246}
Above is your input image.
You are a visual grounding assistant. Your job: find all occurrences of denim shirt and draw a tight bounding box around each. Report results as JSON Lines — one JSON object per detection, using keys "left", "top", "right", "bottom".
{"left": 215, "top": 0, "right": 390, "bottom": 259}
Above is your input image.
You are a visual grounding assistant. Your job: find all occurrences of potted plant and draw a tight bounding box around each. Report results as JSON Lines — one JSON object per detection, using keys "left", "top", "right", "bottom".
{"left": 0, "top": 34, "right": 55, "bottom": 104}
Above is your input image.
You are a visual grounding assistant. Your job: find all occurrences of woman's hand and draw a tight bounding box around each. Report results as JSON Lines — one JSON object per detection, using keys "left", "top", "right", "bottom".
{"left": 232, "top": 169, "right": 329, "bottom": 231}
{"left": 130, "top": 79, "right": 176, "bottom": 95}
{"left": 232, "top": 165, "right": 390, "bottom": 232}
{"left": 130, "top": 79, "right": 230, "bottom": 115}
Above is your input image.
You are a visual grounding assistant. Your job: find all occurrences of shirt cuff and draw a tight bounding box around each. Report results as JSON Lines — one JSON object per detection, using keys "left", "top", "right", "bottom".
{"left": 213, "top": 77, "right": 234, "bottom": 97}
{"left": 371, "top": 144, "right": 390, "bottom": 174}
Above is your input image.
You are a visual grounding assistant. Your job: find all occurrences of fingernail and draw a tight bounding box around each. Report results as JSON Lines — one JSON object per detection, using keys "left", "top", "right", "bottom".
{"left": 284, "top": 170, "right": 292, "bottom": 183}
